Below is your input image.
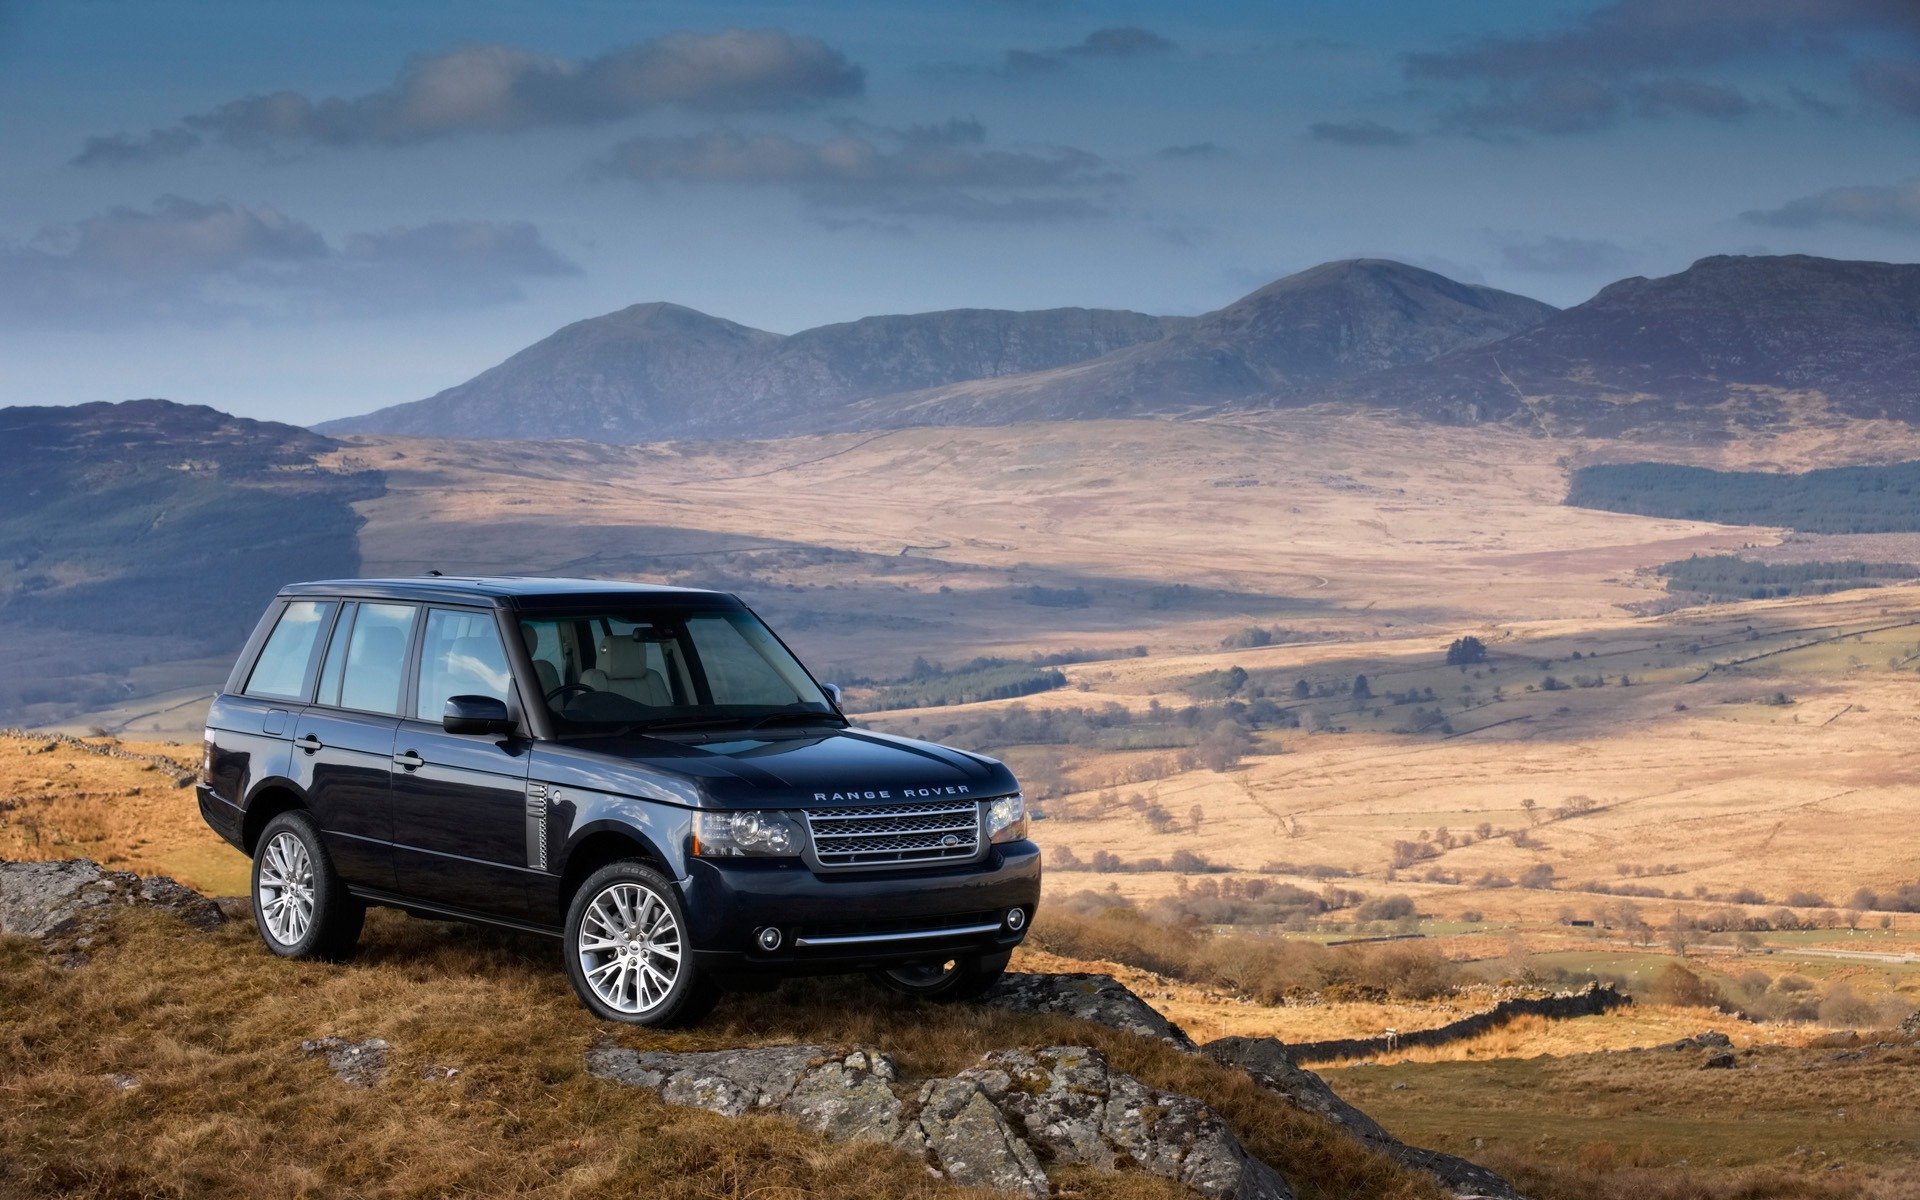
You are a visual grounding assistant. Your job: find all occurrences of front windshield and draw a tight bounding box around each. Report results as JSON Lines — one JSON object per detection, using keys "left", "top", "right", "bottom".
{"left": 517, "top": 606, "right": 839, "bottom": 734}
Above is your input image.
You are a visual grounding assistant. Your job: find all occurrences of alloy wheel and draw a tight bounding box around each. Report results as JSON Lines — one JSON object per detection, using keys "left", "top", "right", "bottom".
{"left": 257, "top": 830, "right": 316, "bottom": 946}
{"left": 577, "top": 881, "right": 683, "bottom": 1015}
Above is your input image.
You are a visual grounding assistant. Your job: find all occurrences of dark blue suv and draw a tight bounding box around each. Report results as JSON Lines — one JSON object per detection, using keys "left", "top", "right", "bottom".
{"left": 197, "top": 577, "right": 1039, "bottom": 1025}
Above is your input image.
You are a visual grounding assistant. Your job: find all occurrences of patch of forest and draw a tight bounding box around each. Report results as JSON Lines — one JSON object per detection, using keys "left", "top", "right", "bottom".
{"left": 1566, "top": 460, "right": 1920, "bottom": 532}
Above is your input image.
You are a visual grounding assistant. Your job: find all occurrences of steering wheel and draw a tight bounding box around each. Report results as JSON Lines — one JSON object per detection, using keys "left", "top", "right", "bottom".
{"left": 545, "top": 683, "right": 594, "bottom": 703}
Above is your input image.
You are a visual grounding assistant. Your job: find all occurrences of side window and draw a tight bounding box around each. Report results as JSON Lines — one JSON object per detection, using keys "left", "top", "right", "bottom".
{"left": 338, "top": 603, "right": 418, "bottom": 715}
{"left": 242, "top": 601, "right": 334, "bottom": 701}
{"left": 416, "top": 609, "right": 514, "bottom": 721}
{"left": 314, "top": 603, "right": 356, "bottom": 707}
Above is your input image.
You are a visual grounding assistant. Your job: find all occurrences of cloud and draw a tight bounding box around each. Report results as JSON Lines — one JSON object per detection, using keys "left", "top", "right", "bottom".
{"left": 1856, "top": 57, "right": 1920, "bottom": 116}
{"left": 1156, "top": 141, "right": 1230, "bottom": 159}
{"left": 1308, "top": 119, "right": 1415, "bottom": 147}
{"left": 1494, "top": 234, "right": 1636, "bottom": 274}
{"left": 998, "top": 26, "right": 1175, "bottom": 75}
{"left": 1407, "top": 0, "right": 1916, "bottom": 82}
{"left": 76, "top": 30, "right": 863, "bottom": 163}
{"left": 594, "top": 123, "right": 1117, "bottom": 223}
{"left": 1742, "top": 180, "right": 1920, "bottom": 231}
{"left": 1630, "top": 78, "right": 1765, "bottom": 120}
{"left": 0, "top": 198, "right": 578, "bottom": 325}
{"left": 72, "top": 128, "right": 203, "bottom": 168}
{"left": 1445, "top": 75, "right": 1763, "bottom": 135}
{"left": 1405, "top": 0, "right": 1916, "bottom": 135}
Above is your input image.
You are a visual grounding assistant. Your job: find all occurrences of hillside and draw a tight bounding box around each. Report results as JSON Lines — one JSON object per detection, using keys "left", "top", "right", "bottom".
{"left": 1338, "top": 255, "right": 1920, "bottom": 437}
{"left": 0, "top": 400, "right": 381, "bottom": 723}
{"left": 320, "top": 303, "right": 1186, "bottom": 441}
{"left": 853, "top": 260, "right": 1557, "bottom": 427}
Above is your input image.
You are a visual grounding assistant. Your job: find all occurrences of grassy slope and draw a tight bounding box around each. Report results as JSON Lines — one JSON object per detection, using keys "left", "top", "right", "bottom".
{"left": 0, "top": 908, "right": 1439, "bottom": 1200}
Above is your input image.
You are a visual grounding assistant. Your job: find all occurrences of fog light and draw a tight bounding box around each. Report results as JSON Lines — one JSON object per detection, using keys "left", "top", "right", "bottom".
{"left": 1005, "top": 907, "right": 1026, "bottom": 932}
{"left": 756, "top": 926, "right": 783, "bottom": 951}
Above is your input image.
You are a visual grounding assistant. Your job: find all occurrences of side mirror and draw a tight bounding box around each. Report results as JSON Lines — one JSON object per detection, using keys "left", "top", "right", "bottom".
{"left": 444, "top": 694, "right": 516, "bottom": 736}
{"left": 822, "top": 682, "right": 843, "bottom": 708}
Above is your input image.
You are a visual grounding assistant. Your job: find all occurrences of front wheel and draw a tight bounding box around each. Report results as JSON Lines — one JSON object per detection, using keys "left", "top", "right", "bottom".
{"left": 251, "top": 810, "right": 364, "bottom": 962}
{"left": 868, "top": 949, "right": 1011, "bottom": 1002}
{"left": 563, "top": 862, "right": 717, "bottom": 1026}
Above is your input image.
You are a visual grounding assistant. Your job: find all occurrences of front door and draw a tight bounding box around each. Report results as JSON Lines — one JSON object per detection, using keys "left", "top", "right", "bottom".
{"left": 389, "top": 606, "right": 535, "bottom": 919}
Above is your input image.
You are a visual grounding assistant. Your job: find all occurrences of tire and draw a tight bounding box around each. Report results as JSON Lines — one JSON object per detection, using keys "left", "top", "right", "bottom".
{"left": 868, "top": 948, "right": 1012, "bottom": 1002}
{"left": 563, "top": 862, "right": 717, "bottom": 1027}
{"left": 251, "top": 810, "right": 365, "bottom": 962}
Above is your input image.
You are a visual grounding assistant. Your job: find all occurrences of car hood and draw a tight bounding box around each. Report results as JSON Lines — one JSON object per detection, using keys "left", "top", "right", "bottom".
{"left": 529, "top": 725, "right": 1018, "bottom": 810}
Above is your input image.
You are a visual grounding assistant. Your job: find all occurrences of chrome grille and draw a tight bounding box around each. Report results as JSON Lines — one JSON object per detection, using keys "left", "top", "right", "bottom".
{"left": 804, "top": 799, "right": 982, "bottom": 869}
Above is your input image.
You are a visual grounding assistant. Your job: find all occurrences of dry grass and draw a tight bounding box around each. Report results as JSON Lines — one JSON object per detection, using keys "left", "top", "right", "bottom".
{"left": 0, "top": 906, "right": 1443, "bottom": 1200}
{"left": 0, "top": 734, "right": 247, "bottom": 894}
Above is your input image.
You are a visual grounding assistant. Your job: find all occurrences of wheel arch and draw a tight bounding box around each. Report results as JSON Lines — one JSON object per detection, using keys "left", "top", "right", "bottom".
{"left": 240, "top": 779, "right": 308, "bottom": 856}
{"left": 558, "top": 821, "right": 677, "bottom": 907}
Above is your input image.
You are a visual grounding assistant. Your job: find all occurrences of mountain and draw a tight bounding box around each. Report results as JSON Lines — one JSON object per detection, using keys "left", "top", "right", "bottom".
{"left": 844, "top": 260, "right": 1558, "bottom": 428}
{"left": 320, "top": 304, "right": 1188, "bottom": 441}
{"left": 0, "top": 400, "right": 382, "bottom": 721}
{"left": 1334, "top": 255, "right": 1920, "bottom": 437}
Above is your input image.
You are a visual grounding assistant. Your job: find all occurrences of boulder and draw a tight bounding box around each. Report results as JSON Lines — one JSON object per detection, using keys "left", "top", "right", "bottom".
{"left": 902, "top": 1077, "right": 1049, "bottom": 1198}
{"left": 1701, "top": 1050, "right": 1737, "bottom": 1070}
{"left": 0, "top": 858, "right": 225, "bottom": 944}
{"left": 1658, "top": 1031, "right": 1733, "bottom": 1053}
{"left": 985, "top": 971, "right": 1196, "bottom": 1048}
{"left": 1205, "top": 1036, "right": 1524, "bottom": 1200}
{"left": 588, "top": 1041, "right": 1292, "bottom": 1200}
{"left": 964, "top": 1045, "right": 1293, "bottom": 1200}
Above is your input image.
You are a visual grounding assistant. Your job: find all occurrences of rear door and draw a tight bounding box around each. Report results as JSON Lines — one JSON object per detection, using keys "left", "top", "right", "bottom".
{"left": 289, "top": 601, "right": 417, "bottom": 892}
{"left": 215, "top": 598, "right": 336, "bottom": 827}
{"left": 389, "top": 606, "right": 536, "bottom": 920}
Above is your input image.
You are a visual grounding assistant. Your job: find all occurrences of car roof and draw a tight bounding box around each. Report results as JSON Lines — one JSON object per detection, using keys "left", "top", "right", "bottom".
{"left": 279, "top": 576, "right": 736, "bottom": 608}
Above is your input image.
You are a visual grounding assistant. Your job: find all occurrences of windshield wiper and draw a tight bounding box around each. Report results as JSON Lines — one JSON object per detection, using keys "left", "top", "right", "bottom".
{"left": 742, "top": 710, "right": 848, "bottom": 732}
{"left": 558, "top": 710, "right": 846, "bottom": 740}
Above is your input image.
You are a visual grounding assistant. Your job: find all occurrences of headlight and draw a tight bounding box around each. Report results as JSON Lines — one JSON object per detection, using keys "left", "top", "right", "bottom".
{"left": 985, "top": 793, "right": 1028, "bottom": 844}
{"left": 692, "top": 810, "right": 804, "bottom": 857}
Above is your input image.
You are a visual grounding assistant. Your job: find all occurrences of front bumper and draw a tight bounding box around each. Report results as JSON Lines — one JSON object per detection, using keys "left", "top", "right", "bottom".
{"left": 683, "top": 839, "right": 1041, "bottom": 976}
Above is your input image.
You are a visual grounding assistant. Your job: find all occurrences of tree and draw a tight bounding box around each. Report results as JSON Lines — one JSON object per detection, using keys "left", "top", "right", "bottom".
{"left": 1446, "top": 636, "right": 1488, "bottom": 667}
{"left": 1292, "top": 678, "right": 1312, "bottom": 700}
{"left": 1351, "top": 674, "right": 1372, "bottom": 701}
{"left": 1189, "top": 803, "right": 1206, "bottom": 833}
{"left": 1521, "top": 798, "right": 1540, "bottom": 825}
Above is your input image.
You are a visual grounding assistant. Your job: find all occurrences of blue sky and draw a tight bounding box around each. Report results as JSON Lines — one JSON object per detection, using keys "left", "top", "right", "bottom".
{"left": 1, "top": 0, "right": 1916, "bottom": 423}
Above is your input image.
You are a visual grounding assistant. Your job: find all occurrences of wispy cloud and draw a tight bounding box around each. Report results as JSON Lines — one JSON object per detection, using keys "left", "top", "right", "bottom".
{"left": 987, "top": 27, "right": 1176, "bottom": 77}
{"left": 1743, "top": 180, "right": 1920, "bottom": 231}
{"left": 0, "top": 198, "right": 578, "bottom": 324}
{"left": 1308, "top": 119, "right": 1415, "bottom": 147}
{"left": 74, "top": 30, "right": 864, "bottom": 165}
{"left": 593, "top": 121, "right": 1118, "bottom": 224}
{"left": 1494, "top": 233, "right": 1636, "bottom": 274}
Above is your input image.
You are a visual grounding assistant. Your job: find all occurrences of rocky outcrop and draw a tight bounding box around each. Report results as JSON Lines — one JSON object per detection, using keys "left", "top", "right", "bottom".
{"left": 0, "top": 858, "right": 225, "bottom": 953}
{"left": 301, "top": 1037, "right": 391, "bottom": 1088}
{"left": 1205, "top": 1036, "right": 1524, "bottom": 1200}
{"left": 587, "top": 1042, "right": 1290, "bottom": 1200}
{"left": 1279, "top": 983, "right": 1630, "bottom": 1066}
{"left": 984, "top": 970, "right": 1197, "bottom": 1048}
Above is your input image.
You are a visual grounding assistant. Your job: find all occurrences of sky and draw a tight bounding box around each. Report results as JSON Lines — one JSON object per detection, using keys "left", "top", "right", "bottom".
{"left": 1, "top": 0, "right": 1916, "bottom": 424}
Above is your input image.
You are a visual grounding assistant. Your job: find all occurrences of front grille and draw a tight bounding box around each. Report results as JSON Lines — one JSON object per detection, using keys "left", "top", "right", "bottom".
{"left": 804, "top": 799, "right": 982, "bottom": 869}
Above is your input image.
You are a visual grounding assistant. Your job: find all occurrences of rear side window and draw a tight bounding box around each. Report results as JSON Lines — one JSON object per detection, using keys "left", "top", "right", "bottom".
{"left": 242, "top": 601, "right": 334, "bottom": 701}
{"left": 415, "top": 608, "right": 514, "bottom": 721}
{"left": 338, "top": 603, "right": 418, "bottom": 715}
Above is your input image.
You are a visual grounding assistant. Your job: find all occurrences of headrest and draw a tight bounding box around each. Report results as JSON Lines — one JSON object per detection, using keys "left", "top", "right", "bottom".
{"left": 520, "top": 623, "right": 539, "bottom": 653}
{"left": 597, "top": 636, "right": 651, "bottom": 676}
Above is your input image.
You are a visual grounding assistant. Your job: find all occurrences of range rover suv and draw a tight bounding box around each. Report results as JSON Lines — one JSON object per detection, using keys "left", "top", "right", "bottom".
{"left": 197, "top": 577, "right": 1039, "bottom": 1026}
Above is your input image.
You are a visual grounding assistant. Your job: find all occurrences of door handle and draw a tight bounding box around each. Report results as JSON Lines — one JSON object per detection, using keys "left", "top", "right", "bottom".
{"left": 294, "top": 734, "right": 323, "bottom": 754}
{"left": 393, "top": 750, "right": 425, "bottom": 770}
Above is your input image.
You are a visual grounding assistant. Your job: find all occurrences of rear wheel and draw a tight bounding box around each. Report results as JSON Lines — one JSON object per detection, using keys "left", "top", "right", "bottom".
{"left": 868, "top": 948, "right": 1011, "bottom": 1002}
{"left": 563, "top": 862, "right": 717, "bottom": 1026}
{"left": 250, "top": 810, "right": 364, "bottom": 962}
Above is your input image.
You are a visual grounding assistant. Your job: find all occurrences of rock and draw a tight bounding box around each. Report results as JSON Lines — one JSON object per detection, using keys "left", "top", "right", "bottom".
{"left": 104, "top": 1073, "right": 140, "bottom": 1091}
{"left": 1898, "top": 1010, "right": 1920, "bottom": 1041}
{"left": 301, "top": 1036, "right": 390, "bottom": 1087}
{"left": 1701, "top": 1051, "right": 1737, "bottom": 1070}
{"left": 904, "top": 1077, "right": 1048, "bottom": 1198}
{"left": 420, "top": 1064, "right": 461, "bottom": 1082}
{"left": 589, "top": 1041, "right": 1292, "bottom": 1200}
{"left": 586, "top": 1044, "right": 903, "bottom": 1139}
{"left": 0, "top": 858, "right": 225, "bottom": 943}
{"left": 1204, "top": 1036, "right": 1525, "bottom": 1200}
{"left": 963, "top": 1046, "right": 1293, "bottom": 1200}
{"left": 1659, "top": 1031, "right": 1733, "bottom": 1053}
{"left": 984, "top": 971, "right": 1196, "bottom": 1048}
